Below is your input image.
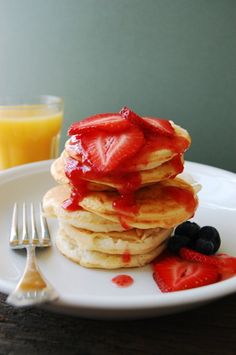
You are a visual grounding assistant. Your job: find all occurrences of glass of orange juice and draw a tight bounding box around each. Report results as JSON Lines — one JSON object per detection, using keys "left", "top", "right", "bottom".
{"left": 0, "top": 95, "right": 63, "bottom": 169}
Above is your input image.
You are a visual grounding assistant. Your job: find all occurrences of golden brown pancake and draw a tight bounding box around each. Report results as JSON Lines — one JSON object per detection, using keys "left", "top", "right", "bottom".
{"left": 60, "top": 221, "right": 172, "bottom": 255}
{"left": 78, "top": 178, "right": 198, "bottom": 229}
{"left": 56, "top": 227, "right": 167, "bottom": 269}
{"left": 65, "top": 122, "right": 191, "bottom": 171}
{"left": 44, "top": 177, "right": 198, "bottom": 230}
{"left": 43, "top": 185, "right": 126, "bottom": 232}
{"left": 51, "top": 150, "right": 184, "bottom": 191}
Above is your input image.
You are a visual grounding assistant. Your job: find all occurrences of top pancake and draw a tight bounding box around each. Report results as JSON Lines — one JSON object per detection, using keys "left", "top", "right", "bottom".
{"left": 51, "top": 150, "right": 184, "bottom": 191}
{"left": 65, "top": 122, "right": 191, "bottom": 171}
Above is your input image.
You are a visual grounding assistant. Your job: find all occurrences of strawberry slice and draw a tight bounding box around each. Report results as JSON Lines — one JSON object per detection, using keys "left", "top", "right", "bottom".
{"left": 216, "top": 254, "right": 236, "bottom": 280}
{"left": 79, "top": 125, "right": 145, "bottom": 173}
{"left": 68, "top": 113, "right": 131, "bottom": 135}
{"left": 120, "top": 106, "right": 175, "bottom": 136}
{"left": 153, "top": 254, "right": 219, "bottom": 292}
{"left": 180, "top": 248, "right": 236, "bottom": 281}
{"left": 179, "top": 248, "right": 217, "bottom": 265}
{"left": 142, "top": 116, "right": 175, "bottom": 136}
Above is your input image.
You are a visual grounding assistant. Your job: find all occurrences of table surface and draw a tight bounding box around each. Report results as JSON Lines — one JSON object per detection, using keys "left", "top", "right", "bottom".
{"left": 0, "top": 292, "right": 236, "bottom": 355}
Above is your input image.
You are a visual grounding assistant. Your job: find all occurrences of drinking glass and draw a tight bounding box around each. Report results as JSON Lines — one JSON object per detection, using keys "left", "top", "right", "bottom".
{"left": 0, "top": 95, "right": 63, "bottom": 169}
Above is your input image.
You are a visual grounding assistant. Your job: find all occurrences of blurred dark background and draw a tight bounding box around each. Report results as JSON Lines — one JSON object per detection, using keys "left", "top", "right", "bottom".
{"left": 0, "top": 0, "right": 235, "bottom": 171}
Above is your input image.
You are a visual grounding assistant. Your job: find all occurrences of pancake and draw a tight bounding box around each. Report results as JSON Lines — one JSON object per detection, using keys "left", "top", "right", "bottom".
{"left": 43, "top": 185, "right": 125, "bottom": 232}
{"left": 60, "top": 221, "right": 172, "bottom": 255}
{"left": 56, "top": 227, "right": 167, "bottom": 269}
{"left": 50, "top": 152, "right": 68, "bottom": 185}
{"left": 78, "top": 177, "right": 198, "bottom": 229}
{"left": 44, "top": 177, "right": 198, "bottom": 230}
{"left": 50, "top": 152, "right": 112, "bottom": 190}
{"left": 65, "top": 122, "right": 191, "bottom": 171}
{"left": 51, "top": 150, "right": 184, "bottom": 191}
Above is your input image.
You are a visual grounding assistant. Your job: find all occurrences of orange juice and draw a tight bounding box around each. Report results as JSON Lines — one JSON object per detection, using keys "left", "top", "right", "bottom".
{"left": 0, "top": 104, "right": 63, "bottom": 169}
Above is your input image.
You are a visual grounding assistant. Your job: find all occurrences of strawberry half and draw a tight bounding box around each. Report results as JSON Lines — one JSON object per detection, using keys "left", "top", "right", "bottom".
{"left": 120, "top": 106, "right": 175, "bottom": 137}
{"left": 180, "top": 248, "right": 236, "bottom": 281}
{"left": 79, "top": 125, "right": 145, "bottom": 173}
{"left": 153, "top": 254, "right": 219, "bottom": 292}
{"left": 68, "top": 113, "right": 131, "bottom": 135}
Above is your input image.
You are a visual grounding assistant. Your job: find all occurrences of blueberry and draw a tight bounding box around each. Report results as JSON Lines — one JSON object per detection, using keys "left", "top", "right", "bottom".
{"left": 194, "top": 238, "right": 215, "bottom": 255}
{"left": 196, "top": 226, "right": 221, "bottom": 253}
{"left": 174, "top": 221, "right": 200, "bottom": 241}
{"left": 167, "top": 235, "right": 190, "bottom": 253}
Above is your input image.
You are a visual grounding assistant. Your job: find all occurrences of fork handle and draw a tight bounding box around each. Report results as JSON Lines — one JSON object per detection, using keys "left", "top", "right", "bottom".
{"left": 7, "top": 246, "right": 58, "bottom": 307}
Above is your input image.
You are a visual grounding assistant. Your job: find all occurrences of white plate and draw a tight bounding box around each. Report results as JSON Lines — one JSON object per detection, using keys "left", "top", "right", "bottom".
{"left": 0, "top": 160, "right": 236, "bottom": 319}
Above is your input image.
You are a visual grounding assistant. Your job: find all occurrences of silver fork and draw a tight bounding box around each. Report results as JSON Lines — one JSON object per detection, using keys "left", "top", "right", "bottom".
{"left": 7, "top": 202, "right": 58, "bottom": 307}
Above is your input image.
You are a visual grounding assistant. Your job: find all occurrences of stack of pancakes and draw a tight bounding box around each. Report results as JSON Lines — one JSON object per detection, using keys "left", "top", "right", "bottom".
{"left": 43, "top": 118, "right": 199, "bottom": 269}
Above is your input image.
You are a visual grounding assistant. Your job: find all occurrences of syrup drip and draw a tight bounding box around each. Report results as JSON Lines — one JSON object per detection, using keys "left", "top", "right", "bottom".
{"left": 62, "top": 184, "right": 88, "bottom": 211}
{"left": 170, "top": 154, "right": 184, "bottom": 176}
{"left": 119, "top": 217, "right": 132, "bottom": 230}
{"left": 112, "top": 275, "right": 134, "bottom": 287}
{"left": 162, "top": 186, "right": 197, "bottom": 213}
{"left": 62, "top": 158, "right": 89, "bottom": 211}
{"left": 112, "top": 172, "right": 141, "bottom": 229}
{"left": 122, "top": 250, "right": 131, "bottom": 263}
{"left": 113, "top": 194, "right": 138, "bottom": 229}
{"left": 63, "top": 157, "right": 142, "bottom": 225}
{"left": 113, "top": 171, "right": 142, "bottom": 194}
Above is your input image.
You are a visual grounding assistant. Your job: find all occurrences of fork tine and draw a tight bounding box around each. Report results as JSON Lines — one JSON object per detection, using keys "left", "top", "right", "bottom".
{"left": 30, "top": 203, "right": 39, "bottom": 245}
{"left": 10, "top": 203, "right": 18, "bottom": 246}
{"left": 22, "top": 202, "right": 29, "bottom": 244}
{"left": 39, "top": 202, "right": 51, "bottom": 245}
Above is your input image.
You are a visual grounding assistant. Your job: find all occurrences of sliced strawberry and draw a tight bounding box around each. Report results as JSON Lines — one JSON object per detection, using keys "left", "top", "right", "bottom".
{"left": 217, "top": 253, "right": 236, "bottom": 268}
{"left": 68, "top": 113, "right": 131, "bottom": 135}
{"left": 119, "top": 106, "right": 174, "bottom": 136}
{"left": 216, "top": 254, "right": 236, "bottom": 280}
{"left": 180, "top": 248, "right": 217, "bottom": 265}
{"left": 142, "top": 117, "right": 175, "bottom": 136}
{"left": 153, "top": 254, "right": 219, "bottom": 292}
{"left": 79, "top": 125, "right": 145, "bottom": 173}
{"left": 119, "top": 106, "right": 145, "bottom": 126}
{"left": 180, "top": 248, "right": 236, "bottom": 280}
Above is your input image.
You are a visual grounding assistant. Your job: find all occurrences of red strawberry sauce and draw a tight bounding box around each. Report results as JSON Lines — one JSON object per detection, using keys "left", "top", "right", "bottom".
{"left": 112, "top": 172, "right": 142, "bottom": 227}
{"left": 112, "top": 274, "right": 134, "bottom": 287}
{"left": 62, "top": 111, "right": 190, "bottom": 227}
{"left": 122, "top": 250, "right": 131, "bottom": 263}
{"left": 162, "top": 186, "right": 197, "bottom": 214}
